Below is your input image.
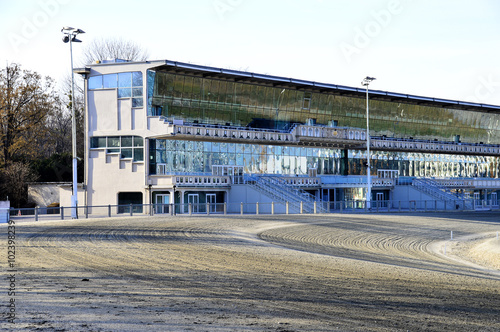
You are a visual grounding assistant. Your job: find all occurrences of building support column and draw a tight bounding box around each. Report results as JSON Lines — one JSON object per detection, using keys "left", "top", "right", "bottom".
{"left": 179, "top": 190, "right": 185, "bottom": 214}
{"left": 341, "top": 149, "right": 349, "bottom": 176}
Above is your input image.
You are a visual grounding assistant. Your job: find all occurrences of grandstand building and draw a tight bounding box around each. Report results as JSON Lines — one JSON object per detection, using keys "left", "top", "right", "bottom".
{"left": 73, "top": 59, "right": 500, "bottom": 213}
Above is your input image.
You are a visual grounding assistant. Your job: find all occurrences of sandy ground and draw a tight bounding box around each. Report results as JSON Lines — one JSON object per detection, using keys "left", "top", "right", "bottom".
{"left": 1, "top": 212, "right": 500, "bottom": 331}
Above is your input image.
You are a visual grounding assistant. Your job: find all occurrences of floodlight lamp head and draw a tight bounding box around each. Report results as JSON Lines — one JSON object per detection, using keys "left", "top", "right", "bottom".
{"left": 61, "top": 27, "right": 85, "bottom": 35}
{"left": 361, "top": 76, "right": 376, "bottom": 86}
{"left": 62, "top": 35, "right": 70, "bottom": 43}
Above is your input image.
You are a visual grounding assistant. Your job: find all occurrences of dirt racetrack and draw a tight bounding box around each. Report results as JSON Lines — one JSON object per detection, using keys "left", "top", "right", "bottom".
{"left": 2, "top": 212, "right": 500, "bottom": 331}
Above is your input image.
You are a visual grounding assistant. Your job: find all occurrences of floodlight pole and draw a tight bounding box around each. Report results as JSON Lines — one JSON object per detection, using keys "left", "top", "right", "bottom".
{"left": 362, "top": 76, "right": 376, "bottom": 210}
{"left": 62, "top": 27, "right": 85, "bottom": 218}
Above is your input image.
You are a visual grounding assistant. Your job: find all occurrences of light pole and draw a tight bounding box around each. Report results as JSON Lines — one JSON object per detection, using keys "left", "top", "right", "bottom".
{"left": 275, "top": 88, "right": 285, "bottom": 129}
{"left": 62, "top": 26, "right": 85, "bottom": 218}
{"left": 361, "top": 76, "right": 376, "bottom": 209}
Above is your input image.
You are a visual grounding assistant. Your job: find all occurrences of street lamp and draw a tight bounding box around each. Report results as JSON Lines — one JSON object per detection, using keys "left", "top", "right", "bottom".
{"left": 275, "top": 88, "right": 285, "bottom": 129}
{"left": 361, "top": 76, "right": 376, "bottom": 209}
{"left": 62, "top": 26, "right": 85, "bottom": 218}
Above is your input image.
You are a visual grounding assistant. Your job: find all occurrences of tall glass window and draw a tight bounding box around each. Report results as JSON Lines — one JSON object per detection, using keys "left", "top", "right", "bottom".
{"left": 148, "top": 71, "right": 500, "bottom": 145}
{"left": 148, "top": 139, "right": 500, "bottom": 178}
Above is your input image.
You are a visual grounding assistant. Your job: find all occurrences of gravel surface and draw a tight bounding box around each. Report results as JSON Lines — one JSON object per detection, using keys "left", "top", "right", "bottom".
{"left": 1, "top": 212, "right": 500, "bottom": 331}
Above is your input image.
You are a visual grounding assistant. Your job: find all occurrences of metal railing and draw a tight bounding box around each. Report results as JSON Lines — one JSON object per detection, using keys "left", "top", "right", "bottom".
{"left": 5, "top": 198, "right": 498, "bottom": 223}
{"left": 249, "top": 175, "right": 324, "bottom": 213}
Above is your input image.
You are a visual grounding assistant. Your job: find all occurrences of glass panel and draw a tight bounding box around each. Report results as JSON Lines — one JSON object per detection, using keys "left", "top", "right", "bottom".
{"left": 156, "top": 139, "right": 166, "bottom": 150}
{"left": 192, "top": 77, "right": 202, "bottom": 100}
{"left": 107, "top": 148, "right": 120, "bottom": 153}
{"left": 121, "top": 148, "right": 133, "bottom": 159}
{"left": 107, "top": 136, "right": 120, "bottom": 147}
{"left": 132, "top": 71, "right": 143, "bottom": 87}
{"left": 89, "top": 76, "right": 102, "bottom": 89}
{"left": 133, "top": 148, "right": 144, "bottom": 161}
{"left": 134, "top": 136, "right": 143, "bottom": 147}
{"left": 132, "top": 88, "right": 143, "bottom": 97}
{"left": 132, "top": 98, "right": 143, "bottom": 107}
{"left": 91, "top": 137, "right": 106, "bottom": 148}
{"left": 156, "top": 150, "right": 166, "bottom": 163}
{"left": 118, "top": 88, "right": 132, "bottom": 98}
{"left": 172, "top": 74, "right": 184, "bottom": 98}
{"left": 103, "top": 74, "right": 117, "bottom": 88}
{"left": 303, "top": 92, "right": 312, "bottom": 110}
{"left": 121, "top": 136, "right": 133, "bottom": 147}
{"left": 118, "top": 72, "right": 132, "bottom": 88}
{"left": 183, "top": 76, "right": 193, "bottom": 100}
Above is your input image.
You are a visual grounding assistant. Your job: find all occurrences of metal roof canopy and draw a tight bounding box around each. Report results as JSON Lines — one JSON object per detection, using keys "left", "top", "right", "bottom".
{"left": 150, "top": 60, "right": 500, "bottom": 114}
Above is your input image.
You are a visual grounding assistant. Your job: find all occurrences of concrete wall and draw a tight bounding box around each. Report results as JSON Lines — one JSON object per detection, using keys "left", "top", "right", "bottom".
{"left": 28, "top": 183, "right": 67, "bottom": 207}
{"left": 392, "top": 185, "right": 435, "bottom": 202}
{"left": 86, "top": 149, "right": 146, "bottom": 207}
{"left": 228, "top": 185, "right": 288, "bottom": 214}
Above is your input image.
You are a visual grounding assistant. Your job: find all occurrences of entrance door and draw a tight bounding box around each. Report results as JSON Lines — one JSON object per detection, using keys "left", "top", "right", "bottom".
{"left": 474, "top": 192, "right": 481, "bottom": 208}
{"left": 188, "top": 194, "right": 199, "bottom": 213}
{"left": 207, "top": 194, "right": 216, "bottom": 213}
{"left": 376, "top": 192, "right": 386, "bottom": 208}
{"left": 155, "top": 194, "right": 170, "bottom": 214}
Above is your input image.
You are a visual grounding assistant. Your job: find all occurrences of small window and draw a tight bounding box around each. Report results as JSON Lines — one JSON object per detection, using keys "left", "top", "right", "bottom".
{"left": 121, "top": 136, "right": 133, "bottom": 147}
{"left": 132, "top": 98, "right": 143, "bottom": 107}
{"left": 121, "top": 148, "right": 133, "bottom": 159}
{"left": 91, "top": 137, "right": 106, "bottom": 148}
{"left": 132, "top": 87, "right": 143, "bottom": 97}
{"left": 133, "top": 136, "right": 144, "bottom": 147}
{"left": 133, "top": 148, "right": 144, "bottom": 161}
{"left": 118, "top": 88, "right": 132, "bottom": 98}
{"left": 107, "top": 136, "right": 120, "bottom": 147}
{"left": 132, "top": 72, "right": 143, "bottom": 87}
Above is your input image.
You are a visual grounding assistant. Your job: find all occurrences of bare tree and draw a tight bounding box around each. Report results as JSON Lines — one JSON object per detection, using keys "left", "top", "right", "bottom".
{"left": 80, "top": 37, "right": 150, "bottom": 65}
{"left": 0, "top": 63, "right": 58, "bottom": 163}
{"left": 0, "top": 161, "right": 38, "bottom": 207}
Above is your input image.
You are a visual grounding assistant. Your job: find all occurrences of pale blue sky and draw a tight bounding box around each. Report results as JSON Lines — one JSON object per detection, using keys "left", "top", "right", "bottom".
{"left": 1, "top": 0, "right": 500, "bottom": 104}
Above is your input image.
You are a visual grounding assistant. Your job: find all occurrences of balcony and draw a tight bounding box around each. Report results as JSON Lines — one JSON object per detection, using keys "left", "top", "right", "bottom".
{"left": 148, "top": 118, "right": 500, "bottom": 156}
{"left": 148, "top": 174, "right": 231, "bottom": 188}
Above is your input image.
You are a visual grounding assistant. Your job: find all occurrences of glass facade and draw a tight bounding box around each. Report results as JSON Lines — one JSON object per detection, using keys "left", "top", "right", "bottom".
{"left": 146, "top": 70, "right": 500, "bottom": 179}
{"left": 148, "top": 139, "right": 499, "bottom": 178}
{"left": 148, "top": 71, "right": 500, "bottom": 144}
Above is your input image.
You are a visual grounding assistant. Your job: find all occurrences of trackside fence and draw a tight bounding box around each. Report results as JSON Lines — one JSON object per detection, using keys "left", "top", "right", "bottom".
{"left": 4, "top": 199, "right": 499, "bottom": 223}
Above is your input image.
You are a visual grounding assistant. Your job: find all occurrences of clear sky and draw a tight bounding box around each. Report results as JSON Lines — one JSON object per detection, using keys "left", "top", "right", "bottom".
{"left": 1, "top": 0, "right": 500, "bottom": 105}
